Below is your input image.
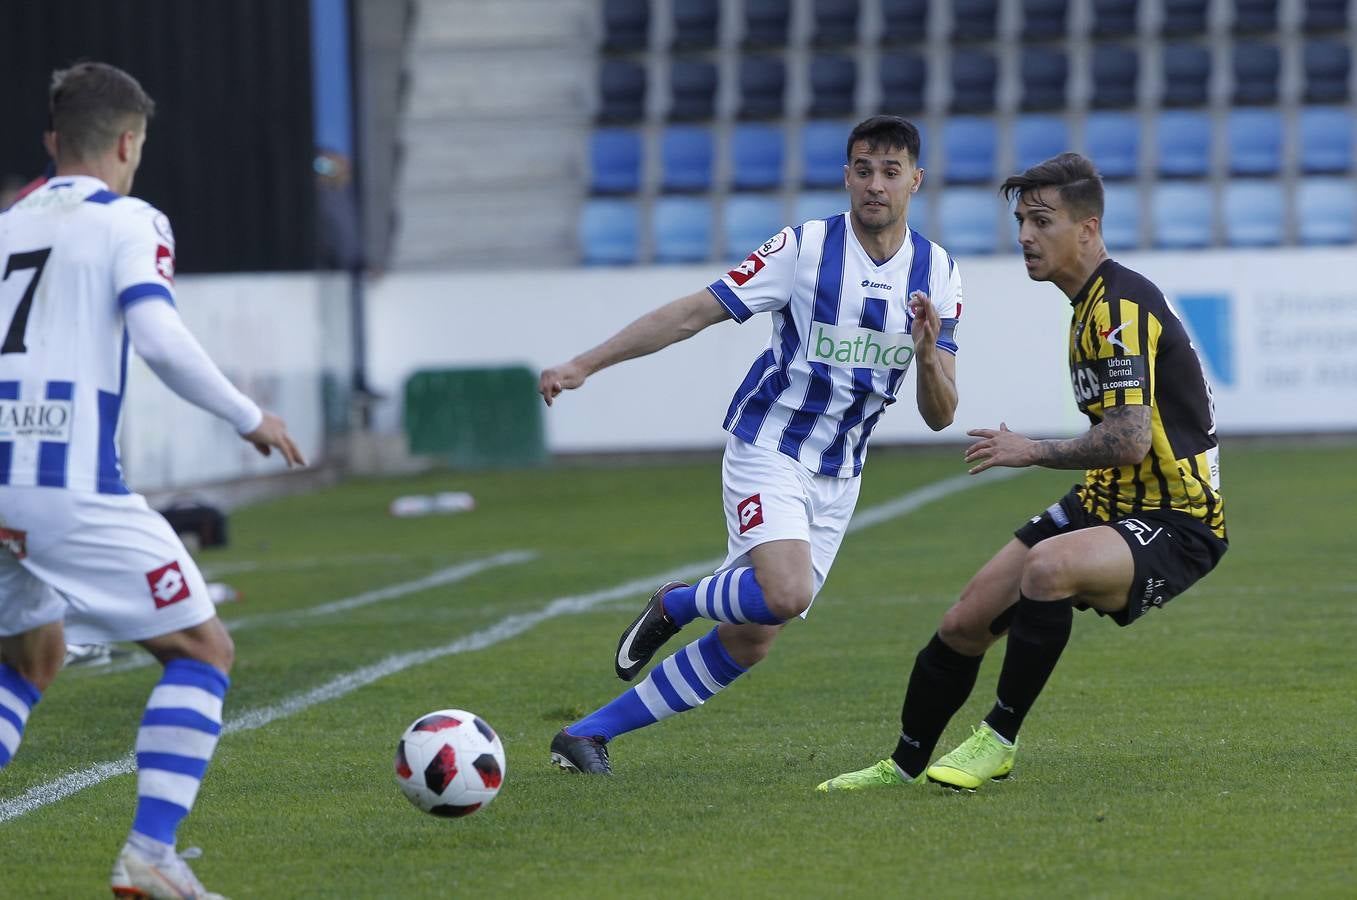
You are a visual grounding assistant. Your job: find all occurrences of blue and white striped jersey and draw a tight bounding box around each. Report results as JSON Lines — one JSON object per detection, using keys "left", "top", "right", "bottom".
{"left": 0, "top": 175, "right": 177, "bottom": 493}
{"left": 708, "top": 213, "right": 962, "bottom": 478}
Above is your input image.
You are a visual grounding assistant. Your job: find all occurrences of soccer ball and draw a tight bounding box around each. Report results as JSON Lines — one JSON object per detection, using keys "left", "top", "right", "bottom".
{"left": 394, "top": 709, "right": 506, "bottom": 817}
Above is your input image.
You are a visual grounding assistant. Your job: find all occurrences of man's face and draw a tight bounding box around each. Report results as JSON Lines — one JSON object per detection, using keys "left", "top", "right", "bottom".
{"left": 844, "top": 140, "right": 921, "bottom": 234}
{"left": 1014, "top": 188, "right": 1090, "bottom": 282}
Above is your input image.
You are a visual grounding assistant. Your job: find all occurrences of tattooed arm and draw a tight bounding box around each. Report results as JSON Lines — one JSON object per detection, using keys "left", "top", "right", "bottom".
{"left": 963, "top": 405, "right": 1152, "bottom": 475}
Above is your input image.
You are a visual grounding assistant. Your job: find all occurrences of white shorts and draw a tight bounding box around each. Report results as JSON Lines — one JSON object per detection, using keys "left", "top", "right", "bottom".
{"left": 718, "top": 434, "right": 861, "bottom": 615}
{"left": 0, "top": 486, "right": 216, "bottom": 644}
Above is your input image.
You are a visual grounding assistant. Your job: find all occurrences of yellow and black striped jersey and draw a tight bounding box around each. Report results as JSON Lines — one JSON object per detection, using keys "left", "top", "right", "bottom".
{"left": 1068, "top": 260, "right": 1226, "bottom": 540}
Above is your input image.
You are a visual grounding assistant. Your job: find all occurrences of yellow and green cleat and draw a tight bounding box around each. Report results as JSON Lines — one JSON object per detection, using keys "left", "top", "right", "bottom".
{"left": 926, "top": 724, "right": 1017, "bottom": 791}
{"left": 815, "top": 759, "right": 924, "bottom": 792}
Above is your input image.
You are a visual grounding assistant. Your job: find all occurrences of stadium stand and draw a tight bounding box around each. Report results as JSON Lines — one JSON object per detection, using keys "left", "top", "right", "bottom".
{"left": 580, "top": 198, "right": 641, "bottom": 264}
{"left": 730, "top": 123, "right": 786, "bottom": 190}
{"left": 740, "top": 55, "right": 787, "bottom": 118}
{"left": 598, "top": 59, "right": 646, "bottom": 122}
{"left": 1223, "top": 181, "right": 1285, "bottom": 246}
{"left": 1162, "top": 0, "right": 1209, "bottom": 36}
{"left": 1298, "top": 107, "right": 1353, "bottom": 173}
{"left": 1015, "top": 114, "right": 1069, "bottom": 169}
{"left": 1101, "top": 183, "right": 1141, "bottom": 250}
{"left": 723, "top": 194, "right": 786, "bottom": 258}
{"left": 743, "top": 0, "right": 791, "bottom": 48}
{"left": 940, "top": 188, "right": 998, "bottom": 253}
{"left": 1162, "top": 43, "right": 1211, "bottom": 107}
{"left": 1084, "top": 111, "right": 1139, "bottom": 179}
{"left": 1153, "top": 182, "right": 1213, "bottom": 248}
{"left": 1233, "top": 42, "right": 1281, "bottom": 105}
{"left": 1157, "top": 110, "right": 1212, "bottom": 177}
{"left": 942, "top": 117, "right": 997, "bottom": 183}
{"left": 672, "top": 0, "right": 718, "bottom": 50}
{"left": 1303, "top": 40, "right": 1351, "bottom": 102}
{"left": 601, "top": 0, "right": 648, "bottom": 52}
{"left": 669, "top": 59, "right": 717, "bottom": 120}
{"left": 952, "top": 0, "right": 999, "bottom": 42}
{"left": 1022, "top": 0, "right": 1068, "bottom": 40}
{"left": 1227, "top": 109, "right": 1283, "bottom": 176}
{"left": 1303, "top": 0, "right": 1351, "bottom": 32}
{"left": 794, "top": 190, "right": 848, "bottom": 223}
{"left": 1021, "top": 47, "right": 1069, "bottom": 110}
{"left": 590, "top": 127, "right": 643, "bottom": 193}
{"left": 809, "top": 54, "right": 858, "bottom": 117}
{"left": 951, "top": 50, "right": 998, "bottom": 112}
{"left": 1297, "top": 177, "right": 1357, "bottom": 244}
{"left": 653, "top": 196, "right": 713, "bottom": 262}
{"left": 1090, "top": 43, "right": 1139, "bottom": 108}
{"left": 1232, "top": 0, "right": 1279, "bottom": 34}
{"left": 881, "top": 0, "right": 929, "bottom": 44}
{"left": 1092, "top": 0, "right": 1138, "bottom": 37}
{"left": 660, "top": 125, "right": 714, "bottom": 192}
{"left": 812, "top": 0, "right": 861, "bottom": 47}
{"left": 879, "top": 50, "right": 927, "bottom": 114}
{"left": 801, "top": 120, "right": 850, "bottom": 187}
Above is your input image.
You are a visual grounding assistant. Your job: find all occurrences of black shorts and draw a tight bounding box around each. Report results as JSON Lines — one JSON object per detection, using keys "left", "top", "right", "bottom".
{"left": 1014, "top": 485, "right": 1228, "bottom": 626}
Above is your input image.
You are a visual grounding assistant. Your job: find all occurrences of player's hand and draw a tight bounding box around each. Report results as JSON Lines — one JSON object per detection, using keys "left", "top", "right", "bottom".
{"left": 964, "top": 422, "right": 1034, "bottom": 475}
{"left": 908, "top": 291, "right": 939, "bottom": 359}
{"left": 242, "top": 411, "right": 307, "bottom": 468}
{"left": 539, "top": 360, "right": 588, "bottom": 407}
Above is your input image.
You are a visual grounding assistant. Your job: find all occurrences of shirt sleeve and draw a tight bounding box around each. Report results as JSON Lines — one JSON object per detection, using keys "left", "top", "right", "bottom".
{"left": 705, "top": 227, "right": 799, "bottom": 323}
{"left": 111, "top": 202, "right": 178, "bottom": 311}
{"left": 125, "top": 299, "right": 264, "bottom": 434}
{"left": 930, "top": 249, "right": 962, "bottom": 356}
{"left": 1093, "top": 297, "right": 1154, "bottom": 409}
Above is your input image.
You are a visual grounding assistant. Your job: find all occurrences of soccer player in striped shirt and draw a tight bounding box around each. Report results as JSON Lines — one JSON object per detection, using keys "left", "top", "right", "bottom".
{"left": 541, "top": 115, "right": 963, "bottom": 774}
{"left": 819, "top": 153, "right": 1228, "bottom": 793}
{"left": 0, "top": 63, "right": 304, "bottom": 897}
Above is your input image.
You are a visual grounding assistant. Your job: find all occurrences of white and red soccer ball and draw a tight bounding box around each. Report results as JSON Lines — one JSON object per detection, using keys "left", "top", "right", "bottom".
{"left": 394, "top": 709, "right": 506, "bottom": 817}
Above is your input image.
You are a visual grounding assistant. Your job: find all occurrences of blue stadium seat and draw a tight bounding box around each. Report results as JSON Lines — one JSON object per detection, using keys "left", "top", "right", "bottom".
{"left": 589, "top": 128, "right": 643, "bottom": 194}
{"left": 809, "top": 54, "right": 857, "bottom": 117}
{"left": 907, "top": 190, "right": 933, "bottom": 236}
{"left": 1297, "top": 177, "right": 1356, "bottom": 244}
{"left": 1303, "top": 0, "right": 1350, "bottom": 32}
{"left": 1092, "top": 0, "right": 1137, "bottom": 37}
{"left": 1233, "top": 43, "right": 1281, "bottom": 105}
{"left": 672, "top": 0, "right": 718, "bottom": 49}
{"left": 879, "top": 51, "right": 927, "bottom": 114}
{"left": 1014, "top": 115, "right": 1069, "bottom": 170}
{"left": 1157, "top": 110, "right": 1212, "bottom": 177}
{"left": 723, "top": 195, "right": 786, "bottom": 258}
{"left": 1023, "top": 0, "right": 1068, "bottom": 39}
{"left": 1298, "top": 107, "right": 1353, "bottom": 173}
{"left": 1101, "top": 183, "right": 1141, "bottom": 250}
{"left": 580, "top": 199, "right": 640, "bottom": 264}
{"left": 1232, "top": 0, "right": 1278, "bottom": 34}
{"left": 740, "top": 56, "right": 787, "bottom": 119}
{"left": 951, "top": 51, "right": 998, "bottom": 113}
{"left": 598, "top": 59, "right": 646, "bottom": 122}
{"left": 653, "top": 197, "right": 713, "bottom": 262}
{"left": 1152, "top": 182, "right": 1213, "bottom": 248}
{"left": 1162, "top": 0, "right": 1208, "bottom": 35}
{"left": 940, "top": 189, "right": 997, "bottom": 254}
{"left": 1223, "top": 181, "right": 1284, "bottom": 246}
{"left": 1227, "top": 109, "right": 1282, "bottom": 176}
{"left": 602, "top": 0, "right": 649, "bottom": 52}
{"left": 794, "top": 190, "right": 848, "bottom": 223}
{"left": 801, "top": 120, "right": 849, "bottom": 187}
{"left": 952, "top": 0, "right": 998, "bottom": 41}
{"left": 812, "top": 0, "right": 860, "bottom": 45}
{"left": 1304, "top": 41, "right": 1351, "bottom": 103}
{"left": 942, "top": 117, "right": 997, "bottom": 183}
{"left": 730, "top": 124, "right": 786, "bottom": 190}
{"left": 881, "top": 0, "right": 929, "bottom": 44}
{"left": 1085, "top": 111, "right": 1140, "bottom": 179}
{"left": 1162, "top": 43, "right": 1211, "bottom": 106}
{"left": 660, "top": 125, "right": 714, "bottom": 192}
{"left": 744, "top": 0, "right": 790, "bottom": 47}
{"left": 669, "top": 60, "right": 717, "bottom": 120}
{"left": 1021, "top": 48, "right": 1068, "bottom": 110}
{"left": 1091, "top": 44, "right": 1138, "bottom": 108}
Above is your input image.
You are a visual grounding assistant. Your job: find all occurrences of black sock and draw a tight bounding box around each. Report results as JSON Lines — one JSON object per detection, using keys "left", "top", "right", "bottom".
{"left": 892, "top": 632, "right": 983, "bottom": 778}
{"left": 985, "top": 595, "right": 1074, "bottom": 743}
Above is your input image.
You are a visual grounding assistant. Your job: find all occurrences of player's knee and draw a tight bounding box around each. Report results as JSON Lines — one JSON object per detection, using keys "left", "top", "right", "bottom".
{"left": 761, "top": 580, "right": 812, "bottom": 621}
{"left": 719, "top": 623, "right": 780, "bottom": 668}
{"left": 1021, "top": 543, "right": 1071, "bottom": 600}
{"left": 937, "top": 604, "right": 992, "bottom": 655}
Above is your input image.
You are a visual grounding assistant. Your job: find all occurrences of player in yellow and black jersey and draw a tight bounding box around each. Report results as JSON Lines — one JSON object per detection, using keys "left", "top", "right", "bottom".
{"left": 818, "top": 153, "right": 1229, "bottom": 796}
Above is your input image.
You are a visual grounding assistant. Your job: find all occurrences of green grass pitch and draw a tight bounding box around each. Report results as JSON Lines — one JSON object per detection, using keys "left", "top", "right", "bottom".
{"left": 2, "top": 442, "right": 1354, "bottom": 898}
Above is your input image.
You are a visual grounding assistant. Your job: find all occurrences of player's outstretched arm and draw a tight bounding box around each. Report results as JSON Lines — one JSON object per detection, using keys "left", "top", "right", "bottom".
{"left": 539, "top": 288, "right": 730, "bottom": 406}
{"left": 908, "top": 291, "right": 958, "bottom": 431}
{"left": 125, "top": 300, "right": 306, "bottom": 467}
{"left": 964, "top": 405, "right": 1151, "bottom": 475}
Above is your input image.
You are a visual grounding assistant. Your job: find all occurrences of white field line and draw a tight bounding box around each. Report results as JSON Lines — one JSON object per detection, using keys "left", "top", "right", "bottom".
{"left": 0, "top": 469, "right": 1020, "bottom": 824}
{"left": 87, "top": 551, "right": 536, "bottom": 676}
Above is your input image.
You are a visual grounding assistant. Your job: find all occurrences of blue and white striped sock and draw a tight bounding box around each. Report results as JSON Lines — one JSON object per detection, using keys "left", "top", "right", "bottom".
{"left": 662, "top": 568, "right": 782, "bottom": 627}
{"left": 0, "top": 664, "right": 41, "bottom": 769}
{"left": 131, "top": 659, "right": 229, "bottom": 847}
{"left": 570, "top": 628, "right": 747, "bottom": 741}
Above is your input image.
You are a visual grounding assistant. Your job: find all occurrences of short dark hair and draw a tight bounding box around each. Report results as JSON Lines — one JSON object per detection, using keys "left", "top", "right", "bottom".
{"left": 49, "top": 62, "right": 155, "bottom": 163}
{"left": 846, "top": 115, "right": 922, "bottom": 166}
{"left": 999, "top": 152, "right": 1104, "bottom": 221}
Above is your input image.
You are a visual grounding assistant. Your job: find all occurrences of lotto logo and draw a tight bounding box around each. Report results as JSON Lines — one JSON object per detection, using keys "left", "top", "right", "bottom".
{"left": 0, "top": 527, "right": 27, "bottom": 560}
{"left": 737, "top": 493, "right": 764, "bottom": 534}
{"left": 727, "top": 253, "right": 764, "bottom": 286}
{"left": 156, "top": 244, "right": 175, "bottom": 283}
{"left": 146, "top": 561, "right": 191, "bottom": 608}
